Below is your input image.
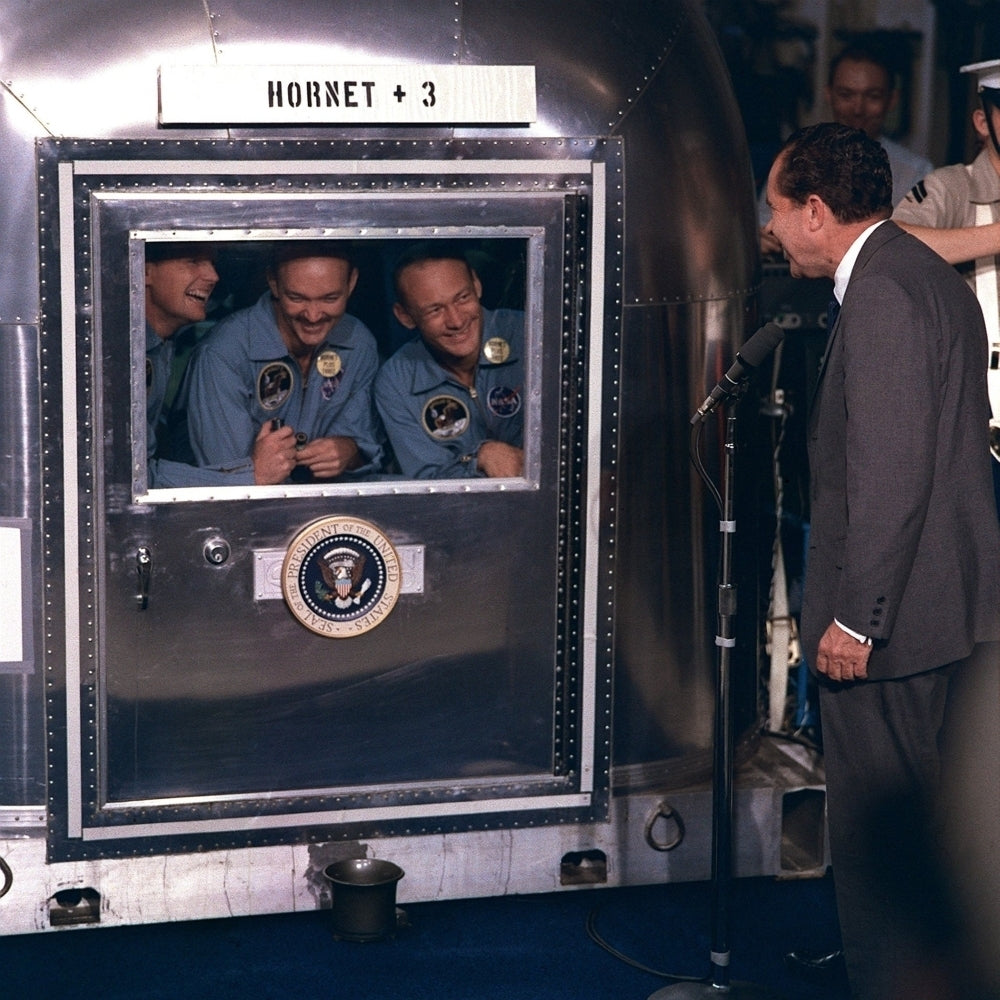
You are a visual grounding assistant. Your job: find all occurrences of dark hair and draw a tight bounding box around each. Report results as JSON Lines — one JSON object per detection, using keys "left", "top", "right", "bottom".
{"left": 980, "top": 86, "right": 1000, "bottom": 111}
{"left": 267, "top": 239, "right": 355, "bottom": 275}
{"left": 392, "top": 240, "right": 475, "bottom": 303}
{"left": 828, "top": 40, "right": 897, "bottom": 92}
{"left": 775, "top": 122, "right": 892, "bottom": 223}
{"left": 145, "top": 241, "right": 218, "bottom": 263}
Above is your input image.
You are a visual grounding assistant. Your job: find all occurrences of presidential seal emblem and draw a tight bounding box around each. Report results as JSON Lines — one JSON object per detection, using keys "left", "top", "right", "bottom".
{"left": 281, "top": 516, "right": 401, "bottom": 637}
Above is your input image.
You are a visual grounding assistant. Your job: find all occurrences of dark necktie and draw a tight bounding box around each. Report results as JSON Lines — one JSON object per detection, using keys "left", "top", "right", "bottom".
{"left": 827, "top": 298, "right": 841, "bottom": 330}
{"left": 812, "top": 299, "right": 841, "bottom": 406}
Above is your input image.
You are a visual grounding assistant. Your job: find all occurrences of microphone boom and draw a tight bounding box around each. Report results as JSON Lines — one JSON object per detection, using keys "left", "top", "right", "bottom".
{"left": 691, "top": 321, "right": 785, "bottom": 423}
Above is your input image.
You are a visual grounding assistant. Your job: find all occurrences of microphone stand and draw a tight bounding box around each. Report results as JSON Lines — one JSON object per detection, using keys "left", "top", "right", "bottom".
{"left": 648, "top": 397, "right": 781, "bottom": 999}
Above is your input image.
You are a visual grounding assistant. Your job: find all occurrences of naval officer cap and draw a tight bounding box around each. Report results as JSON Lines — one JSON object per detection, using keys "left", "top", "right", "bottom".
{"left": 962, "top": 58, "right": 1000, "bottom": 106}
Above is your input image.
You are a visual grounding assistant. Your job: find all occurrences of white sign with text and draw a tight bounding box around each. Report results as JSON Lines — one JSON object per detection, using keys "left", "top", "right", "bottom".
{"left": 159, "top": 64, "right": 536, "bottom": 125}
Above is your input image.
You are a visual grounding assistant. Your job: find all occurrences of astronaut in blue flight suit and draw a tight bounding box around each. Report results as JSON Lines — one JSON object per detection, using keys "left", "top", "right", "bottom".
{"left": 185, "top": 241, "right": 382, "bottom": 485}
{"left": 144, "top": 242, "right": 231, "bottom": 489}
{"left": 375, "top": 248, "right": 524, "bottom": 479}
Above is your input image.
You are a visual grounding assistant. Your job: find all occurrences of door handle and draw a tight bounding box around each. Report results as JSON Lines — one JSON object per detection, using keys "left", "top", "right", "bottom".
{"left": 136, "top": 546, "right": 152, "bottom": 610}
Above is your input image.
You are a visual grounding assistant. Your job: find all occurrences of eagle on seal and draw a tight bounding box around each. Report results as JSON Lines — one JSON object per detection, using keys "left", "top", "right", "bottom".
{"left": 318, "top": 547, "right": 369, "bottom": 606}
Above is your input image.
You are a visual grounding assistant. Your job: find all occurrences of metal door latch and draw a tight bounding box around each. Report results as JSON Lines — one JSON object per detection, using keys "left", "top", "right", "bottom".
{"left": 203, "top": 537, "right": 231, "bottom": 566}
{"left": 136, "top": 546, "right": 152, "bottom": 610}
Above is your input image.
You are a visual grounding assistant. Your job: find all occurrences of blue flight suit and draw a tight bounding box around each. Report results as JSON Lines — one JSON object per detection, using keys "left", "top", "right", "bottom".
{"left": 145, "top": 322, "right": 173, "bottom": 462}
{"left": 145, "top": 323, "right": 239, "bottom": 488}
{"left": 185, "top": 292, "right": 382, "bottom": 483}
{"left": 374, "top": 308, "right": 524, "bottom": 478}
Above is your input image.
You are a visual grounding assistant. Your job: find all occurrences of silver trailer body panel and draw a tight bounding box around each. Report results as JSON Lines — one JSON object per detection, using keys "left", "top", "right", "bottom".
{"left": 0, "top": 0, "right": 815, "bottom": 934}
{"left": 39, "top": 137, "right": 617, "bottom": 861}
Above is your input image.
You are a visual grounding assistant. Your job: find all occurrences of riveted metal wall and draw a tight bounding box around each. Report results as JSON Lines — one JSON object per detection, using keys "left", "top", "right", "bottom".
{"left": 0, "top": 0, "right": 763, "bottom": 896}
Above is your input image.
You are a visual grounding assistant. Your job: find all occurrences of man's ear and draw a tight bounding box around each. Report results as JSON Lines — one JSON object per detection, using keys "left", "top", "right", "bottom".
{"left": 393, "top": 301, "right": 417, "bottom": 330}
{"left": 973, "top": 107, "right": 990, "bottom": 141}
{"left": 806, "top": 193, "right": 827, "bottom": 231}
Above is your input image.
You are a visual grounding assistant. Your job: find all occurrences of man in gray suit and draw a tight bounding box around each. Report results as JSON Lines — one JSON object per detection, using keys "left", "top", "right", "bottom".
{"left": 764, "top": 122, "right": 1000, "bottom": 999}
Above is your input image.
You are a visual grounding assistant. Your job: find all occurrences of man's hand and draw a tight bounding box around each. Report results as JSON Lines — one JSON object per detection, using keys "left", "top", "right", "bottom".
{"left": 476, "top": 441, "right": 524, "bottom": 478}
{"left": 252, "top": 420, "right": 297, "bottom": 485}
{"left": 295, "top": 436, "right": 360, "bottom": 480}
{"left": 815, "top": 622, "right": 872, "bottom": 682}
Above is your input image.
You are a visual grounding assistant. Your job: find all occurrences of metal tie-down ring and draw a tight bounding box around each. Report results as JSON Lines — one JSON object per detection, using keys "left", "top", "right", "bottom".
{"left": 643, "top": 798, "right": 685, "bottom": 852}
{"left": 0, "top": 854, "right": 12, "bottom": 899}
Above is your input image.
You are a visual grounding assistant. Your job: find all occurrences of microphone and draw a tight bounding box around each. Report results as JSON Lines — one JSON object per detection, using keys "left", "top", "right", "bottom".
{"left": 691, "top": 321, "right": 785, "bottom": 423}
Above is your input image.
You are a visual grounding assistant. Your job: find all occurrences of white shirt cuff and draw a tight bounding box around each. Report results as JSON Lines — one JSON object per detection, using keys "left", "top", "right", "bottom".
{"left": 835, "top": 618, "right": 872, "bottom": 646}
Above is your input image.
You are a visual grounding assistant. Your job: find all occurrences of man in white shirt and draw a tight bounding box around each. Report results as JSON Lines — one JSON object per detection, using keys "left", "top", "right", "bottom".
{"left": 765, "top": 121, "right": 1000, "bottom": 1000}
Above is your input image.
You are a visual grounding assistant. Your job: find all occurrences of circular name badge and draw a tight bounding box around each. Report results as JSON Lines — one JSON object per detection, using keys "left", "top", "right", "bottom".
{"left": 483, "top": 336, "right": 511, "bottom": 364}
{"left": 281, "top": 516, "right": 401, "bottom": 637}
{"left": 316, "top": 349, "right": 342, "bottom": 378}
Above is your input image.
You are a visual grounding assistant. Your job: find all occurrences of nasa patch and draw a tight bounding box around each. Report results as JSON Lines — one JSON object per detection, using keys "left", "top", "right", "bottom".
{"left": 281, "top": 516, "right": 401, "bottom": 637}
{"left": 321, "top": 373, "right": 343, "bottom": 400}
{"left": 487, "top": 385, "right": 521, "bottom": 418}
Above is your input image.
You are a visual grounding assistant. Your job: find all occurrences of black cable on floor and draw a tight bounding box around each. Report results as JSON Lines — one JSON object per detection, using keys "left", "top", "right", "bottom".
{"left": 585, "top": 907, "right": 707, "bottom": 983}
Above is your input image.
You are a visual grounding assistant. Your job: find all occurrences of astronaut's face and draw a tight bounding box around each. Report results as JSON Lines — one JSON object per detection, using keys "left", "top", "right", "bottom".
{"left": 393, "top": 258, "right": 484, "bottom": 368}
{"left": 145, "top": 254, "right": 219, "bottom": 339}
{"left": 269, "top": 256, "right": 358, "bottom": 358}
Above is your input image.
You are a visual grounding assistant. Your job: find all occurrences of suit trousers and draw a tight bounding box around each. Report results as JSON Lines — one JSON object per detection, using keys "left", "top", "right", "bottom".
{"left": 818, "top": 642, "right": 1000, "bottom": 1000}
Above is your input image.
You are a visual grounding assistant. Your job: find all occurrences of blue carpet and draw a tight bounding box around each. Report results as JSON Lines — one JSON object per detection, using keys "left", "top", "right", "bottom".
{"left": 0, "top": 876, "right": 848, "bottom": 999}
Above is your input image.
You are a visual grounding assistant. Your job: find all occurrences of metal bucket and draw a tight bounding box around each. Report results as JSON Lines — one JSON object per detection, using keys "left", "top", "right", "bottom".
{"left": 324, "top": 858, "right": 405, "bottom": 941}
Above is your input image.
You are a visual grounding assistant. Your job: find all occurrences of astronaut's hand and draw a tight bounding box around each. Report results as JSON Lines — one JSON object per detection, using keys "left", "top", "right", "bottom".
{"left": 252, "top": 420, "right": 297, "bottom": 485}
{"left": 295, "top": 436, "right": 361, "bottom": 480}
{"left": 476, "top": 441, "right": 524, "bottom": 478}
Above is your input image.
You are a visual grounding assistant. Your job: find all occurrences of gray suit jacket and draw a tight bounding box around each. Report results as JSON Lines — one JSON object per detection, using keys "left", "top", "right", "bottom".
{"left": 801, "top": 221, "right": 1000, "bottom": 680}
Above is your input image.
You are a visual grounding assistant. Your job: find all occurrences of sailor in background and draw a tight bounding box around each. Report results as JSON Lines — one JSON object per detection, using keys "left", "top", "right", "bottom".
{"left": 759, "top": 38, "right": 933, "bottom": 254}
{"left": 894, "top": 58, "right": 1000, "bottom": 505}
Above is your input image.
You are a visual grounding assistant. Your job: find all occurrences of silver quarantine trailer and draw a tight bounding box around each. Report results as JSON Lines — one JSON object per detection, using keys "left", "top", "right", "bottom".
{"left": 0, "top": 0, "right": 822, "bottom": 933}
